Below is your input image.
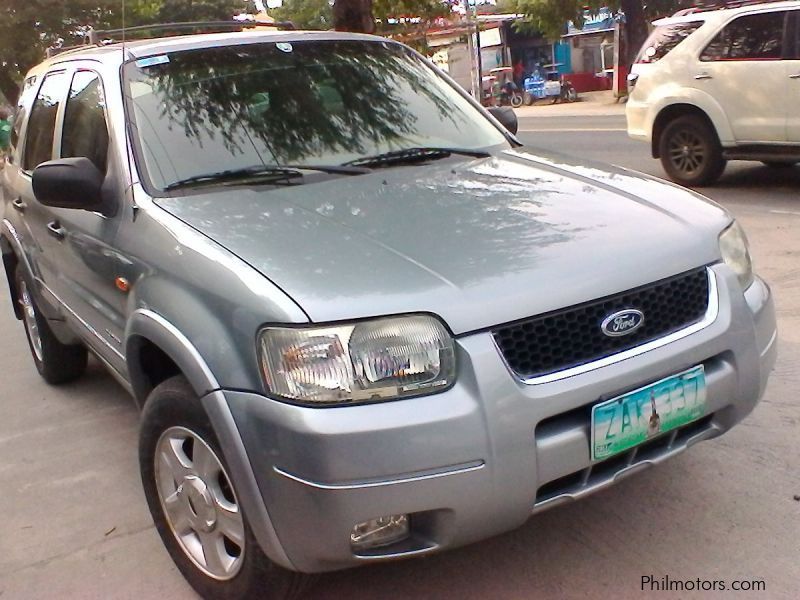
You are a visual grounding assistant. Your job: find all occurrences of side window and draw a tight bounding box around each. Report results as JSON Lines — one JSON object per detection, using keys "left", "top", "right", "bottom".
{"left": 701, "top": 11, "right": 786, "bottom": 61}
{"left": 795, "top": 10, "right": 800, "bottom": 58}
{"left": 61, "top": 71, "right": 109, "bottom": 172}
{"left": 22, "top": 71, "right": 67, "bottom": 171}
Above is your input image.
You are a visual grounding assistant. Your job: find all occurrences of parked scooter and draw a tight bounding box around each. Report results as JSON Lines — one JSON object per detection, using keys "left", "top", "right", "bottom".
{"left": 489, "top": 67, "right": 523, "bottom": 108}
{"left": 523, "top": 67, "right": 579, "bottom": 105}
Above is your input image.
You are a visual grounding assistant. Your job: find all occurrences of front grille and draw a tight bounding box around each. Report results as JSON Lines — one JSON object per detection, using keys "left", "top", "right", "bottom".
{"left": 493, "top": 267, "right": 710, "bottom": 379}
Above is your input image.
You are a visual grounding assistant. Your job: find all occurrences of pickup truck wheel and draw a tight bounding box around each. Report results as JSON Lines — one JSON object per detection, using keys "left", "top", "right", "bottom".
{"left": 659, "top": 115, "right": 726, "bottom": 186}
{"left": 140, "top": 376, "right": 312, "bottom": 600}
{"left": 15, "top": 266, "right": 87, "bottom": 384}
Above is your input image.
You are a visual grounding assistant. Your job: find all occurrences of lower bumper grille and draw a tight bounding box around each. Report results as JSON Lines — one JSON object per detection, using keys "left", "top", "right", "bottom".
{"left": 534, "top": 414, "right": 716, "bottom": 510}
{"left": 493, "top": 267, "right": 711, "bottom": 379}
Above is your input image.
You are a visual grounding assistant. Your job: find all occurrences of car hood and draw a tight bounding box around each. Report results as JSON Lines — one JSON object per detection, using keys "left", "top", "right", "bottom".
{"left": 154, "top": 148, "right": 730, "bottom": 334}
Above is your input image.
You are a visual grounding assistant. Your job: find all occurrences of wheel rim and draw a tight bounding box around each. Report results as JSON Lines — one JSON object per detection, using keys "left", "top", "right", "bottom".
{"left": 155, "top": 426, "right": 245, "bottom": 580}
{"left": 667, "top": 128, "right": 706, "bottom": 175}
{"left": 19, "top": 280, "right": 43, "bottom": 362}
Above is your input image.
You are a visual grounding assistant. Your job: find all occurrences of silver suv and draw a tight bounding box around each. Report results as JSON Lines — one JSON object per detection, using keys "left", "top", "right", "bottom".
{"left": 1, "top": 26, "right": 777, "bottom": 599}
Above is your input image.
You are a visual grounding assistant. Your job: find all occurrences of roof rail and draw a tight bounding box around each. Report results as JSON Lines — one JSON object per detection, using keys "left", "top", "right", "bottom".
{"left": 45, "top": 44, "right": 88, "bottom": 58}
{"left": 672, "top": 0, "right": 788, "bottom": 16}
{"left": 86, "top": 19, "right": 296, "bottom": 45}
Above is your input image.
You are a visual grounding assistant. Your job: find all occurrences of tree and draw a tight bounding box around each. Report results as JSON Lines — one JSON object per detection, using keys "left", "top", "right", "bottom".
{"left": 0, "top": 0, "right": 245, "bottom": 105}
{"left": 331, "top": 0, "right": 454, "bottom": 35}
{"left": 508, "top": 0, "right": 693, "bottom": 65}
{"left": 273, "top": 0, "right": 333, "bottom": 30}
{"left": 332, "top": 0, "right": 375, "bottom": 32}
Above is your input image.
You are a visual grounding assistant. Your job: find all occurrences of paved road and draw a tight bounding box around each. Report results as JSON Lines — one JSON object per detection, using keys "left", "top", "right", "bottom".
{"left": 2, "top": 122, "right": 799, "bottom": 599}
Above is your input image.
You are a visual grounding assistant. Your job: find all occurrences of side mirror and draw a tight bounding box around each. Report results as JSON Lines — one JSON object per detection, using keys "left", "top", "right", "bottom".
{"left": 487, "top": 106, "right": 519, "bottom": 135}
{"left": 32, "top": 157, "right": 104, "bottom": 211}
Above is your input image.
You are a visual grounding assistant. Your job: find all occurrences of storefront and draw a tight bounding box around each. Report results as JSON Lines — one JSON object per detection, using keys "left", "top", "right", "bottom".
{"left": 561, "top": 8, "right": 620, "bottom": 93}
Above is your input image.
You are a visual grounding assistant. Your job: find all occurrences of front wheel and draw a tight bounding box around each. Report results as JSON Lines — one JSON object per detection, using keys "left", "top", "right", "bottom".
{"left": 510, "top": 93, "right": 523, "bottom": 108}
{"left": 139, "top": 376, "right": 312, "bottom": 599}
{"left": 15, "top": 266, "right": 87, "bottom": 384}
{"left": 565, "top": 88, "right": 578, "bottom": 102}
{"left": 522, "top": 92, "right": 533, "bottom": 106}
{"left": 658, "top": 115, "right": 726, "bottom": 186}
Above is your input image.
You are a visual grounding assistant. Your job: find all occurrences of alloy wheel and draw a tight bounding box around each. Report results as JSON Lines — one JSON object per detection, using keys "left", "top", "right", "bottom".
{"left": 19, "top": 280, "right": 43, "bottom": 362}
{"left": 155, "top": 426, "right": 245, "bottom": 580}
{"left": 667, "top": 129, "right": 706, "bottom": 176}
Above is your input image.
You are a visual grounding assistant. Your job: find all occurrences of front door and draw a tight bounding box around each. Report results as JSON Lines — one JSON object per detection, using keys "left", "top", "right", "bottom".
{"left": 692, "top": 9, "right": 790, "bottom": 144}
{"left": 45, "top": 67, "right": 127, "bottom": 369}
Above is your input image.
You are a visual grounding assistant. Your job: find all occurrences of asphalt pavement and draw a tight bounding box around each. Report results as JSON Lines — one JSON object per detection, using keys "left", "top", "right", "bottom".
{"left": 1, "top": 119, "right": 799, "bottom": 599}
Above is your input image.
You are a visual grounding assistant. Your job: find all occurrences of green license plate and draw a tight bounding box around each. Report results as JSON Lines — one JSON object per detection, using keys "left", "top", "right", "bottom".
{"left": 591, "top": 366, "right": 707, "bottom": 461}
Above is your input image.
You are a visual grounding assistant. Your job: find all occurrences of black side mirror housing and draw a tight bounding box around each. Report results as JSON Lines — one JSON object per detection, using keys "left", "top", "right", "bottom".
{"left": 32, "top": 157, "right": 105, "bottom": 211}
{"left": 487, "top": 106, "right": 519, "bottom": 135}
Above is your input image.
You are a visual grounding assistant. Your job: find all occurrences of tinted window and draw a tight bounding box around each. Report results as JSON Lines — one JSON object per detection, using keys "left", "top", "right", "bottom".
{"left": 23, "top": 71, "right": 67, "bottom": 171}
{"left": 701, "top": 12, "right": 786, "bottom": 61}
{"left": 124, "top": 41, "right": 508, "bottom": 191}
{"left": 636, "top": 21, "right": 704, "bottom": 63}
{"left": 61, "top": 71, "right": 109, "bottom": 172}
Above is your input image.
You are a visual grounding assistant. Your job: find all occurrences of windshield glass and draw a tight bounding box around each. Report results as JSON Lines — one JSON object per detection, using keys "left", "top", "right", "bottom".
{"left": 124, "top": 39, "right": 508, "bottom": 191}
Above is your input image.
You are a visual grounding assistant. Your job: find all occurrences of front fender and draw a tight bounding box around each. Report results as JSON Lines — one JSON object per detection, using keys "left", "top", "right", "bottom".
{"left": 125, "top": 308, "right": 221, "bottom": 403}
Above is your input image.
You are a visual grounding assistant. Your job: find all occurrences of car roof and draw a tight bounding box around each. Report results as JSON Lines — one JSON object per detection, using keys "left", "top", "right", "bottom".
{"left": 653, "top": 0, "right": 800, "bottom": 26}
{"left": 32, "top": 29, "right": 389, "bottom": 73}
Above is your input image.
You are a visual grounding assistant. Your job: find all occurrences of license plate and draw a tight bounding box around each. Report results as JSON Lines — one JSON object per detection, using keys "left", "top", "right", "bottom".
{"left": 591, "top": 366, "right": 707, "bottom": 461}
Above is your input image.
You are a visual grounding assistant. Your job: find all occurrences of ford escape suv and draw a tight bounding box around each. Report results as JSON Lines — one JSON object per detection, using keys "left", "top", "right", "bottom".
{"left": 1, "top": 26, "right": 777, "bottom": 599}
{"left": 627, "top": 1, "right": 800, "bottom": 186}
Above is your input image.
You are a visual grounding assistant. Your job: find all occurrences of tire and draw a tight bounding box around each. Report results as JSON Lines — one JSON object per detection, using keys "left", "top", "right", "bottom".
{"left": 522, "top": 92, "right": 533, "bottom": 106}
{"left": 510, "top": 93, "right": 523, "bottom": 108}
{"left": 566, "top": 88, "right": 578, "bottom": 102}
{"left": 15, "top": 266, "right": 87, "bottom": 384}
{"left": 139, "top": 376, "right": 312, "bottom": 600}
{"left": 761, "top": 161, "right": 797, "bottom": 168}
{"left": 658, "top": 115, "right": 726, "bottom": 186}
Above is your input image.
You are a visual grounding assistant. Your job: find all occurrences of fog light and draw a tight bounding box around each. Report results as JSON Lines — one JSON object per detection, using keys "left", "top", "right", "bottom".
{"left": 350, "top": 514, "right": 409, "bottom": 550}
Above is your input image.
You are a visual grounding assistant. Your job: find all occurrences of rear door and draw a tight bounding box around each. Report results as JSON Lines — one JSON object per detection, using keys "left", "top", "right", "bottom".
{"left": 694, "top": 9, "right": 790, "bottom": 143}
{"left": 786, "top": 10, "right": 800, "bottom": 142}
{"left": 17, "top": 70, "right": 71, "bottom": 296}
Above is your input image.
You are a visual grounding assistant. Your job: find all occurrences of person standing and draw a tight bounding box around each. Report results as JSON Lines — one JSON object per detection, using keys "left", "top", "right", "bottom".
{"left": 513, "top": 60, "right": 524, "bottom": 88}
{"left": 0, "top": 107, "right": 12, "bottom": 157}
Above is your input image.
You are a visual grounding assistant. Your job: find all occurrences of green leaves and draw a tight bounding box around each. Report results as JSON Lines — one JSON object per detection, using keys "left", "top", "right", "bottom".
{"left": 0, "top": 0, "right": 246, "bottom": 104}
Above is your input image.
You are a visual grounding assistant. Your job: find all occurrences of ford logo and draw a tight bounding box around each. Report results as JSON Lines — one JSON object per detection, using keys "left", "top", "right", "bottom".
{"left": 601, "top": 309, "right": 645, "bottom": 337}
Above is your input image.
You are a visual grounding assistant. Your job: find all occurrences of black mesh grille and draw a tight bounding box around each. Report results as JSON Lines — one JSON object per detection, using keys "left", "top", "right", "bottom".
{"left": 493, "top": 268, "right": 710, "bottom": 379}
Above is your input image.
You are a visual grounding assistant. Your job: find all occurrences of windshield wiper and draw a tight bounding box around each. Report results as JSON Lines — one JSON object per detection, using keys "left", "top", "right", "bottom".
{"left": 163, "top": 164, "right": 371, "bottom": 191}
{"left": 343, "top": 147, "right": 490, "bottom": 168}
{"left": 164, "top": 166, "right": 303, "bottom": 190}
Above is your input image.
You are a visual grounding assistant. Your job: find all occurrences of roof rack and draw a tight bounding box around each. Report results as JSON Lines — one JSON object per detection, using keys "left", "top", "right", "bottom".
{"left": 672, "top": 0, "right": 788, "bottom": 16}
{"left": 85, "top": 19, "right": 296, "bottom": 45}
{"left": 45, "top": 44, "right": 89, "bottom": 58}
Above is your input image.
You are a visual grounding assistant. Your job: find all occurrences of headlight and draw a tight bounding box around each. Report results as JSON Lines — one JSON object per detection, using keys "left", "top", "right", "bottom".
{"left": 258, "top": 315, "right": 456, "bottom": 405}
{"left": 719, "top": 220, "right": 753, "bottom": 289}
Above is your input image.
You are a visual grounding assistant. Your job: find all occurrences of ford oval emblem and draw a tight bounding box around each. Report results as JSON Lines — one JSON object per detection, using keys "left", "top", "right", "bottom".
{"left": 601, "top": 309, "right": 645, "bottom": 337}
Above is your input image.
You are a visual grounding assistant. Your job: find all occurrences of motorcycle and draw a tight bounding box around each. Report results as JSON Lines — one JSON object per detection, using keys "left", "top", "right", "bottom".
{"left": 489, "top": 67, "right": 523, "bottom": 108}
{"left": 523, "top": 69, "right": 579, "bottom": 105}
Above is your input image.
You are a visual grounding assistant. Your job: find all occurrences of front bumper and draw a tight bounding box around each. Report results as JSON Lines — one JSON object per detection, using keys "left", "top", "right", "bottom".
{"left": 219, "top": 265, "right": 776, "bottom": 573}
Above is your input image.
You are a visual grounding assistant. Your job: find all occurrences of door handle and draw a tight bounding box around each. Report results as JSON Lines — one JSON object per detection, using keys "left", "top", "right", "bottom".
{"left": 12, "top": 198, "right": 27, "bottom": 212}
{"left": 694, "top": 73, "right": 713, "bottom": 80}
{"left": 47, "top": 221, "right": 66, "bottom": 240}
{"left": 790, "top": 73, "right": 800, "bottom": 79}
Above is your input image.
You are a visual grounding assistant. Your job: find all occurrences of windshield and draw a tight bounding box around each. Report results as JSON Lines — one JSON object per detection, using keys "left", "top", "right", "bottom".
{"left": 124, "top": 39, "right": 508, "bottom": 191}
